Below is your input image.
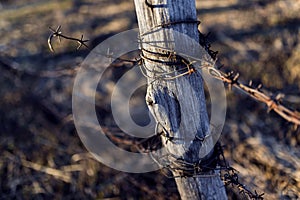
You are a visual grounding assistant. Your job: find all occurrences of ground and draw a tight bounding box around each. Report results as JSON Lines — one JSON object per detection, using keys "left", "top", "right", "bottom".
{"left": 0, "top": 0, "right": 299, "bottom": 199}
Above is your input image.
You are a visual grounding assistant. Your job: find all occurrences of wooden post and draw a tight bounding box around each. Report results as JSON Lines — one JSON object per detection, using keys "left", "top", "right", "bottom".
{"left": 134, "top": 0, "right": 227, "bottom": 199}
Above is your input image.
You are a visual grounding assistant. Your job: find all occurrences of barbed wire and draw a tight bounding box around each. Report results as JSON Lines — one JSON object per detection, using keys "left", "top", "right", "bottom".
{"left": 145, "top": 137, "right": 265, "bottom": 199}
{"left": 212, "top": 69, "right": 300, "bottom": 126}
{"left": 140, "top": 53, "right": 300, "bottom": 126}
{"left": 46, "top": 25, "right": 299, "bottom": 199}
{"left": 221, "top": 167, "right": 264, "bottom": 200}
{"left": 48, "top": 26, "right": 89, "bottom": 52}
{"left": 138, "top": 42, "right": 300, "bottom": 127}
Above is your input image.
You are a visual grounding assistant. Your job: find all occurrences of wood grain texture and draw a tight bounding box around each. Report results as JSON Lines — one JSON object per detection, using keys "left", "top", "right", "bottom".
{"left": 134, "top": 0, "right": 227, "bottom": 199}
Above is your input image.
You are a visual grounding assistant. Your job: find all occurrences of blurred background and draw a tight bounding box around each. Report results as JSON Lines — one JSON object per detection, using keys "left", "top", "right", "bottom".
{"left": 0, "top": 0, "right": 299, "bottom": 199}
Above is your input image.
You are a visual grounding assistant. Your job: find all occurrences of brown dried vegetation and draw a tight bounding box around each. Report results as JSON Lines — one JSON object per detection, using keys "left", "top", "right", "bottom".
{"left": 0, "top": 0, "right": 299, "bottom": 199}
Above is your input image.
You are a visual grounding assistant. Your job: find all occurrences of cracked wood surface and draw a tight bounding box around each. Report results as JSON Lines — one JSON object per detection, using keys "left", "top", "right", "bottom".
{"left": 134, "top": 0, "right": 227, "bottom": 199}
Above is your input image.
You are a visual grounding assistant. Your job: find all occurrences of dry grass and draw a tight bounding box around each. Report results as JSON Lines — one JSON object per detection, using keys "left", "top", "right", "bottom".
{"left": 0, "top": 0, "right": 299, "bottom": 199}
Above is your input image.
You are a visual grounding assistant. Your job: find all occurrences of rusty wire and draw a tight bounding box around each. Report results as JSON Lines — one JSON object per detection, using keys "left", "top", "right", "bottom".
{"left": 140, "top": 47, "right": 300, "bottom": 126}
{"left": 45, "top": 25, "right": 299, "bottom": 199}
{"left": 48, "top": 26, "right": 89, "bottom": 52}
{"left": 222, "top": 167, "right": 264, "bottom": 200}
{"left": 46, "top": 25, "right": 300, "bottom": 140}
{"left": 210, "top": 69, "right": 300, "bottom": 126}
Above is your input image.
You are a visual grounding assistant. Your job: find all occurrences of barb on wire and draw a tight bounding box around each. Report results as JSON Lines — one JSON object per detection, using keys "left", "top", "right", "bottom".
{"left": 139, "top": 41, "right": 300, "bottom": 126}
{"left": 222, "top": 167, "right": 264, "bottom": 200}
{"left": 210, "top": 69, "right": 300, "bottom": 126}
{"left": 217, "top": 147, "right": 265, "bottom": 199}
{"left": 149, "top": 141, "right": 225, "bottom": 179}
{"left": 139, "top": 46, "right": 215, "bottom": 82}
{"left": 48, "top": 25, "right": 89, "bottom": 52}
{"left": 48, "top": 26, "right": 142, "bottom": 66}
{"left": 199, "top": 31, "right": 218, "bottom": 60}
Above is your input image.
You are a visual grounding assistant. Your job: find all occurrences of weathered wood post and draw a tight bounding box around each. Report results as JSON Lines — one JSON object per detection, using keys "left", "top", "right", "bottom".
{"left": 134, "top": 0, "right": 227, "bottom": 199}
